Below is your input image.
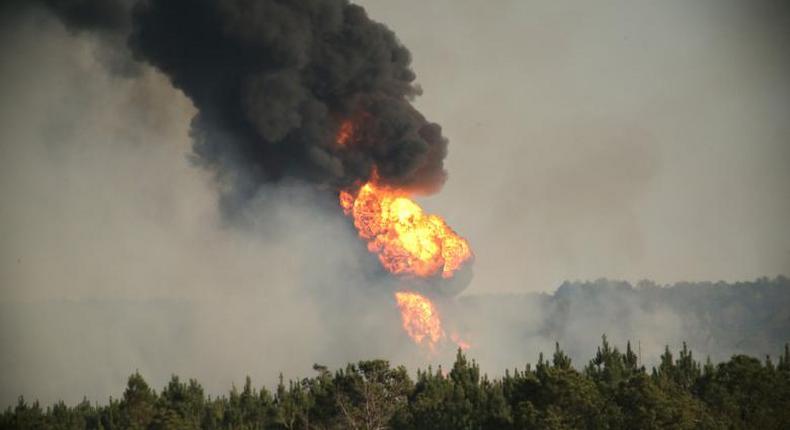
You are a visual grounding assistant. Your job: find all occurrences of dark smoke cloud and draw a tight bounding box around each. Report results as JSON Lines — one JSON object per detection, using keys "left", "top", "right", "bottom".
{"left": 31, "top": 0, "right": 449, "bottom": 212}
{"left": 38, "top": 0, "right": 131, "bottom": 32}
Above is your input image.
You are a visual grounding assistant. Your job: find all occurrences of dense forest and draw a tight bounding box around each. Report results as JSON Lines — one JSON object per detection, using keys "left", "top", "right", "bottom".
{"left": 3, "top": 339, "right": 789, "bottom": 430}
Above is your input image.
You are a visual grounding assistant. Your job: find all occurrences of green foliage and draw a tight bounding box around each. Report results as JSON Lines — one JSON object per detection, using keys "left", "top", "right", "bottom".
{"left": 2, "top": 342, "right": 789, "bottom": 429}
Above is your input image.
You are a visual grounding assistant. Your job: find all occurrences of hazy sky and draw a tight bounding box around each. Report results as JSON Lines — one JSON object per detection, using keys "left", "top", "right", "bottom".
{"left": 359, "top": 0, "right": 790, "bottom": 293}
{"left": 0, "top": 0, "right": 789, "bottom": 405}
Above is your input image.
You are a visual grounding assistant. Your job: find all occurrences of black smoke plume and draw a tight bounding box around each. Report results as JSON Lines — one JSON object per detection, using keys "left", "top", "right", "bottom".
{"left": 31, "top": 0, "right": 449, "bottom": 211}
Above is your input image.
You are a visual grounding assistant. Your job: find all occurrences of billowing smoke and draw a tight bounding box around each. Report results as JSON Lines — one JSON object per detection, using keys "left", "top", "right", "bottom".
{"left": 34, "top": 0, "right": 449, "bottom": 214}
{"left": 36, "top": 0, "right": 131, "bottom": 32}
{"left": 21, "top": 0, "right": 472, "bottom": 352}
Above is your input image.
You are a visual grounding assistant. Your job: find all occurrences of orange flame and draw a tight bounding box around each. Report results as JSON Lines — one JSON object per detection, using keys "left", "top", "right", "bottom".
{"left": 339, "top": 182, "right": 472, "bottom": 279}
{"left": 335, "top": 121, "right": 473, "bottom": 351}
{"left": 336, "top": 120, "right": 354, "bottom": 146}
{"left": 394, "top": 291, "right": 444, "bottom": 349}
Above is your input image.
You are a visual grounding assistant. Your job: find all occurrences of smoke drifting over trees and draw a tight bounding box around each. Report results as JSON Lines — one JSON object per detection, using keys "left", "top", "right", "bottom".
{"left": 3, "top": 277, "right": 788, "bottom": 406}
{"left": 452, "top": 277, "right": 790, "bottom": 372}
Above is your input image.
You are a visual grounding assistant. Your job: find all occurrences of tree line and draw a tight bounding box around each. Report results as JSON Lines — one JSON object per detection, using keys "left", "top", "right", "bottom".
{"left": 3, "top": 338, "right": 789, "bottom": 429}
{"left": 457, "top": 276, "right": 790, "bottom": 363}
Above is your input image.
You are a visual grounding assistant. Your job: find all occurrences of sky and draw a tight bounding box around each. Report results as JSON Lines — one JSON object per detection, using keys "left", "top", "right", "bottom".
{"left": 359, "top": 0, "right": 790, "bottom": 293}
{"left": 0, "top": 0, "right": 788, "bottom": 405}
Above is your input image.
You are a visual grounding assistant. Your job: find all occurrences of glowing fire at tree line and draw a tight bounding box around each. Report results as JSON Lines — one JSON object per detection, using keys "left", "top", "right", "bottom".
{"left": 394, "top": 291, "right": 445, "bottom": 349}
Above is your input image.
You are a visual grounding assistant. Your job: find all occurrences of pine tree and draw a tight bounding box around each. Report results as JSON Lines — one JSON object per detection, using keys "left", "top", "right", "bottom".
{"left": 119, "top": 372, "right": 156, "bottom": 430}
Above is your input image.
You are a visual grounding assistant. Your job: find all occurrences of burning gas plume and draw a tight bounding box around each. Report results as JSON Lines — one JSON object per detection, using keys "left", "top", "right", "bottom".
{"left": 339, "top": 179, "right": 472, "bottom": 279}
{"left": 337, "top": 123, "right": 473, "bottom": 349}
{"left": 341, "top": 178, "right": 474, "bottom": 349}
{"left": 394, "top": 291, "right": 471, "bottom": 350}
{"left": 394, "top": 291, "right": 444, "bottom": 350}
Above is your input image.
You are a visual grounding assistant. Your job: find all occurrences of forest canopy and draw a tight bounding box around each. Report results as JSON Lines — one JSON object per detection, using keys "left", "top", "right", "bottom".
{"left": 3, "top": 339, "right": 790, "bottom": 429}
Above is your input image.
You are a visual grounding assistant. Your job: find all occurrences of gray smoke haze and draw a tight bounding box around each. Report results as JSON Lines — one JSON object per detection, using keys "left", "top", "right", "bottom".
{"left": 446, "top": 277, "right": 790, "bottom": 375}
{"left": 0, "top": 4, "right": 451, "bottom": 406}
{"left": 1, "top": 0, "right": 789, "bottom": 407}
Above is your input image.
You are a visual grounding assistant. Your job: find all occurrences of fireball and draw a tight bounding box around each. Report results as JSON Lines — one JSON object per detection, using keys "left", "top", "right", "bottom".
{"left": 339, "top": 182, "right": 472, "bottom": 279}
{"left": 336, "top": 121, "right": 474, "bottom": 351}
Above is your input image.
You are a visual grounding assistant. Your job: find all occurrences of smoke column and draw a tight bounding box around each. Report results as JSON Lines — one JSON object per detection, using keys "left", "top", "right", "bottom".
{"left": 28, "top": 0, "right": 450, "bottom": 215}
{"left": 22, "top": 0, "right": 473, "bottom": 349}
